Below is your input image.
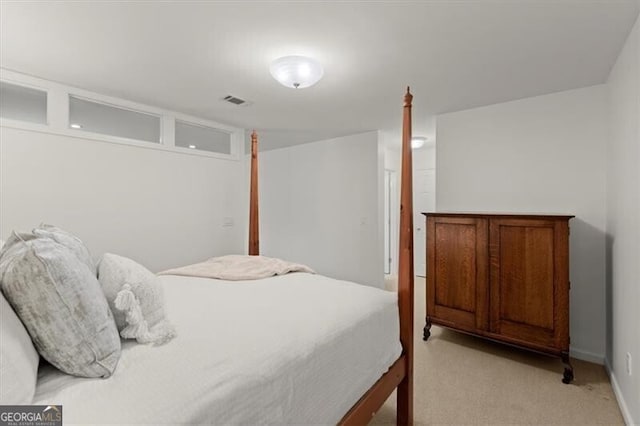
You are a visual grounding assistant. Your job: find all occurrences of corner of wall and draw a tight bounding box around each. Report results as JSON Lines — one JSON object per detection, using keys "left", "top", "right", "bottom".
{"left": 605, "top": 361, "right": 637, "bottom": 426}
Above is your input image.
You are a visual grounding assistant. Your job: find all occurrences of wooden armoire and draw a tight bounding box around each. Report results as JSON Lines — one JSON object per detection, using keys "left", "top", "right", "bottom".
{"left": 423, "top": 212, "right": 574, "bottom": 383}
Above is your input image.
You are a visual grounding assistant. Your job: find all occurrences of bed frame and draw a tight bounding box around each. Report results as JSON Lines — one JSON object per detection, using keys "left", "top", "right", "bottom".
{"left": 248, "top": 89, "right": 415, "bottom": 425}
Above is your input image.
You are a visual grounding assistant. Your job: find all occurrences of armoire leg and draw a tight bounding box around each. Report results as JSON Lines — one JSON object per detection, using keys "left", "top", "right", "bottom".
{"left": 423, "top": 317, "right": 432, "bottom": 341}
{"left": 561, "top": 352, "right": 574, "bottom": 384}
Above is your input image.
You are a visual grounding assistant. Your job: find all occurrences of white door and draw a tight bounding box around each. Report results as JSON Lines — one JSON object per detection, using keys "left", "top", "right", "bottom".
{"left": 414, "top": 168, "right": 435, "bottom": 277}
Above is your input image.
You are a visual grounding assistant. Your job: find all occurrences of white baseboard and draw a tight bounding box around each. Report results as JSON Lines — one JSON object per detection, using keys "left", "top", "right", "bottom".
{"left": 570, "top": 347, "right": 605, "bottom": 364}
{"left": 605, "top": 360, "right": 636, "bottom": 426}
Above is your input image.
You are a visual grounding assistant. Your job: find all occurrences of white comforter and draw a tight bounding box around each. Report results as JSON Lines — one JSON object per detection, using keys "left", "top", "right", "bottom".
{"left": 33, "top": 273, "right": 402, "bottom": 425}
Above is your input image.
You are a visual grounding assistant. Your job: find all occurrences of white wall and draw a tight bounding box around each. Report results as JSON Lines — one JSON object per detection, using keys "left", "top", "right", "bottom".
{"left": 0, "top": 127, "right": 247, "bottom": 272}
{"left": 436, "top": 85, "right": 608, "bottom": 362}
{"left": 605, "top": 13, "right": 639, "bottom": 425}
{"left": 259, "top": 132, "right": 384, "bottom": 287}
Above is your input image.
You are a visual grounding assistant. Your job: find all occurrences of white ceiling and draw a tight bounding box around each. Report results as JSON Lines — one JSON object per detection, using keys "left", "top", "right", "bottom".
{"left": 1, "top": 1, "right": 638, "bottom": 150}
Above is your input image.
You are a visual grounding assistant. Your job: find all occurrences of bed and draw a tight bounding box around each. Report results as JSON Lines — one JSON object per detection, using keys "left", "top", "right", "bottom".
{"left": 14, "top": 88, "right": 417, "bottom": 425}
{"left": 34, "top": 273, "right": 402, "bottom": 424}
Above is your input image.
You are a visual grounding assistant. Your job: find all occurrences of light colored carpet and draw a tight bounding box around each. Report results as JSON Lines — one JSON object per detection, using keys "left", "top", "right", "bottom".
{"left": 372, "top": 277, "right": 623, "bottom": 425}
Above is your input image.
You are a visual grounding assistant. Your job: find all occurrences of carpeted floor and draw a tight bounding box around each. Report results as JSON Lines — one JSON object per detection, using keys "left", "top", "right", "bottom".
{"left": 372, "top": 277, "right": 623, "bottom": 425}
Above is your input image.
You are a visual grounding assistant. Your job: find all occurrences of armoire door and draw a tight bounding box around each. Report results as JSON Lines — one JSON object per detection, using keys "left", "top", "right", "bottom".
{"left": 427, "top": 216, "right": 489, "bottom": 332}
{"left": 489, "top": 218, "right": 569, "bottom": 351}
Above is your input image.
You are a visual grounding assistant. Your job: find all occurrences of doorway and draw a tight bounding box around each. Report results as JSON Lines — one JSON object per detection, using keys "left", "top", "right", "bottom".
{"left": 384, "top": 169, "right": 398, "bottom": 275}
{"left": 413, "top": 168, "right": 436, "bottom": 277}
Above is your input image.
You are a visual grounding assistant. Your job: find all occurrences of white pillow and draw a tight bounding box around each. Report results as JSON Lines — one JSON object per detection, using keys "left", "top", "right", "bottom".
{"left": 0, "top": 232, "right": 121, "bottom": 378}
{"left": 0, "top": 292, "right": 39, "bottom": 404}
{"left": 98, "top": 254, "right": 175, "bottom": 345}
{"left": 33, "top": 224, "right": 95, "bottom": 274}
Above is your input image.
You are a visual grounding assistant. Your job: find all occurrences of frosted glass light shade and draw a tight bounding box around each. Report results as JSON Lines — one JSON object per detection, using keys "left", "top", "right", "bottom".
{"left": 270, "top": 56, "right": 324, "bottom": 89}
{"left": 411, "top": 137, "right": 427, "bottom": 149}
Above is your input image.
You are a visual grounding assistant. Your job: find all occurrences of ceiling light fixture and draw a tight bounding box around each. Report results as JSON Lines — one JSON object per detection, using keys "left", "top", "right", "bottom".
{"left": 70, "top": 123, "right": 83, "bottom": 129}
{"left": 188, "top": 145, "right": 197, "bottom": 149}
{"left": 270, "top": 55, "right": 324, "bottom": 89}
{"left": 411, "top": 136, "right": 427, "bottom": 149}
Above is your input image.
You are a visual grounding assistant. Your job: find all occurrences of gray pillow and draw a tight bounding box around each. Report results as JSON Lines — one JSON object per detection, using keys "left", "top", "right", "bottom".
{"left": 33, "top": 224, "right": 95, "bottom": 274}
{"left": 0, "top": 232, "right": 121, "bottom": 378}
{"left": 98, "top": 253, "right": 175, "bottom": 345}
{"left": 0, "top": 291, "right": 39, "bottom": 404}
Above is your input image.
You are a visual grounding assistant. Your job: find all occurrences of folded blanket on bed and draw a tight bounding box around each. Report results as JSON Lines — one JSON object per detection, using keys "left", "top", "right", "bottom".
{"left": 158, "top": 255, "right": 314, "bottom": 281}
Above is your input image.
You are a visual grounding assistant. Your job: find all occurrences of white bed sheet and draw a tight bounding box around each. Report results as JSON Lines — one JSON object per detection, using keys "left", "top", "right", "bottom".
{"left": 33, "top": 273, "right": 402, "bottom": 425}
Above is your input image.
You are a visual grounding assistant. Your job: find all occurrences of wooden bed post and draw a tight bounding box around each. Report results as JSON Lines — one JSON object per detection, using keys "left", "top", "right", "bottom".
{"left": 249, "top": 130, "right": 260, "bottom": 256}
{"left": 397, "top": 87, "right": 414, "bottom": 426}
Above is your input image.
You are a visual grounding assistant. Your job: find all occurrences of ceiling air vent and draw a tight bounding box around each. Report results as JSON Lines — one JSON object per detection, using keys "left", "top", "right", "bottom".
{"left": 222, "top": 95, "right": 249, "bottom": 106}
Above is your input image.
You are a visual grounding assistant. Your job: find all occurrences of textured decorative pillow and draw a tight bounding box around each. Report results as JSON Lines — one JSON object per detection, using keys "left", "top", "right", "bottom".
{"left": 0, "top": 232, "right": 121, "bottom": 378}
{"left": 98, "top": 253, "right": 175, "bottom": 345}
{"left": 33, "top": 224, "right": 95, "bottom": 274}
{"left": 0, "top": 292, "right": 39, "bottom": 404}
